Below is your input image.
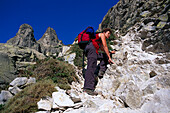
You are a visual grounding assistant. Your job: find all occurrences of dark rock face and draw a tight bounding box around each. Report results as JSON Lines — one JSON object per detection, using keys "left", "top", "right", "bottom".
{"left": 38, "top": 27, "right": 63, "bottom": 56}
{"left": 0, "top": 43, "right": 46, "bottom": 90}
{"left": 0, "top": 52, "right": 17, "bottom": 89}
{"left": 7, "top": 24, "right": 41, "bottom": 52}
{"left": 99, "top": 0, "right": 170, "bottom": 53}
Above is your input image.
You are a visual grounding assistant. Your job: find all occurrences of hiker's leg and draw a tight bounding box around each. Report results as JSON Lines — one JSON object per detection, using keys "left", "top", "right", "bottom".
{"left": 99, "top": 53, "right": 109, "bottom": 72}
{"left": 84, "top": 42, "right": 97, "bottom": 90}
{"left": 97, "top": 53, "right": 108, "bottom": 72}
{"left": 84, "top": 57, "right": 97, "bottom": 90}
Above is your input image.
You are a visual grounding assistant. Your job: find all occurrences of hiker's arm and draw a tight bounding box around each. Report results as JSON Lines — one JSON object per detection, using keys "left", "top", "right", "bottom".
{"left": 100, "top": 34, "right": 114, "bottom": 64}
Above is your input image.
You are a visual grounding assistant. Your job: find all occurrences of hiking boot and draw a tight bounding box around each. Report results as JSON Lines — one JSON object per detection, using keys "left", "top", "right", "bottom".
{"left": 83, "top": 89, "right": 98, "bottom": 96}
{"left": 98, "top": 71, "right": 105, "bottom": 78}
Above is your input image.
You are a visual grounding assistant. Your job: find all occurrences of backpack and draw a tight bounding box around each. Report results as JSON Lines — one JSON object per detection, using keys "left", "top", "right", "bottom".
{"left": 78, "top": 27, "right": 97, "bottom": 78}
{"left": 78, "top": 26, "right": 96, "bottom": 50}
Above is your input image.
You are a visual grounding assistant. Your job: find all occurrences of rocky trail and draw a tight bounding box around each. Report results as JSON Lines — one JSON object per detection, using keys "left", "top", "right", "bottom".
{"left": 36, "top": 25, "right": 170, "bottom": 113}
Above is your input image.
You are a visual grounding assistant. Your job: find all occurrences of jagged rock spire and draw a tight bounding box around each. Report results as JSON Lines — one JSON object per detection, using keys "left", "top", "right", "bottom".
{"left": 38, "top": 27, "right": 63, "bottom": 56}
{"left": 7, "top": 24, "right": 41, "bottom": 52}
{"left": 38, "top": 27, "right": 62, "bottom": 47}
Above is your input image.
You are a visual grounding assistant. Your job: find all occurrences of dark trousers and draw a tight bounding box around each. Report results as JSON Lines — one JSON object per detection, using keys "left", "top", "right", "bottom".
{"left": 84, "top": 42, "right": 108, "bottom": 90}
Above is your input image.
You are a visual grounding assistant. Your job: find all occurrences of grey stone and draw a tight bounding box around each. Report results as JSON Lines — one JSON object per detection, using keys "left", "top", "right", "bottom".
{"left": 157, "top": 22, "right": 167, "bottom": 29}
{"left": 140, "top": 11, "right": 151, "bottom": 17}
{"left": 83, "top": 100, "right": 98, "bottom": 108}
{"left": 8, "top": 86, "right": 21, "bottom": 95}
{"left": 52, "top": 92, "right": 74, "bottom": 107}
{"left": 141, "top": 89, "right": 170, "bottom": 113}
{"left": 37, "top": 96, "right": 53, "bottom": 111}
{"left": 144, "top": 25, "right": 156, "bottom": 31}
{"left": 10, "top": 77, "right": 28, "bottom": 87}
{"left": 25, "top": 77, "right": 36, "bottom": 86}
{"left": 64, "top": 53, "right": 76, "bottom": 65}
{"left": 158, "top": 14, "right": 168, "bottom": 22}
{"left": 125, "top": 83, "right": 143, "bottom": 109}
{"left": 0, "top": 90, "right": 13, "bottom": 102}
{"left": 69, "top": 90, "right": 81, "bottom": 103}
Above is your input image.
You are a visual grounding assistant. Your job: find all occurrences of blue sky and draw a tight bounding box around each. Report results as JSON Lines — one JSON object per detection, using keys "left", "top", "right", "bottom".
{"left": 0, "top": 0, "right": 119, "bottom": 45}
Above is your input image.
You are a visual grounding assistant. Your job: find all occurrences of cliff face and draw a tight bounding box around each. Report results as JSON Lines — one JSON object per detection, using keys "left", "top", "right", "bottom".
{"left": 99, "top": 0, "right": 170, "bottom": 53}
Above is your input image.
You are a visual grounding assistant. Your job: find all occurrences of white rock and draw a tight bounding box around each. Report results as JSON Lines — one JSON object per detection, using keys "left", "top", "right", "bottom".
{"left": 141, "top": 89, "right": 170, "bottom": 113}
{"left": 55, "top": 86, "right": 66, "bottom": 93}
{"left": 112, "top": 108, "right": 142, "bottom": 113}
{"left": 10, "top": 77, "right": 28, "bottom": 87}
{"left": 35, "top": 111, "right": 50, "bottom": 113}
{"left": 0, "top": 90, "right": 13, "bottom": 102}
{"left": 25, "top": 77, "right": 36, "bottom": 85}
{"left": 37, "top": 96, "right": 53, "bottom": 111}
{"left": 64, "top": 53, "right": 76, "bottom": 65}
{"left": 52, "top": 92, "right": 74, "bottom": 107}
{"left": 51, "top": 111, "right": 60, "bottom": 113}
{"left": 69, "top": 90, "right": 81, "bottom": 103}
{"left": 58, "top": 46, "right": 70, "bottom": 57}
{"left": 8, "top": 86, "right": 21, "bottom": 95}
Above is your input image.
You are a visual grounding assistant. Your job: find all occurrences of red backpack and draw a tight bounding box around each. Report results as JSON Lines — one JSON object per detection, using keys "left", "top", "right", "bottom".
{"left": 78, "top": 26, "right": 96, "bottom": 50}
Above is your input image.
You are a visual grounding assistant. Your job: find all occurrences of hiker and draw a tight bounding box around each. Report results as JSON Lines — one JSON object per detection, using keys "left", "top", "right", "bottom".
{"left": 83, "top": 28, "right": 115, "bottom": 95}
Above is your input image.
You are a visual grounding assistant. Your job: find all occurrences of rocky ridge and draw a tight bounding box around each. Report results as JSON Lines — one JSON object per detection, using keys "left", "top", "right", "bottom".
{"left": 0, "top": 24, "right": 63, "bottom": 90}
{"left": 35, "top": 24, "right": 170, "bottom": 113}
{"left": 99, "top": 0, "right": 170, "bottom": 53}
{"left": 0, "top": 0, "right": 170, "bottom": 112}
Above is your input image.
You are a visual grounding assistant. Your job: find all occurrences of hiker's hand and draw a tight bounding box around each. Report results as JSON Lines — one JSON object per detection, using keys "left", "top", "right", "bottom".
{"left": 108, "top": 58, "right": 114, "bottom": 64}
{"left": 109, "top": 50, "right": 115, "bottom": 54}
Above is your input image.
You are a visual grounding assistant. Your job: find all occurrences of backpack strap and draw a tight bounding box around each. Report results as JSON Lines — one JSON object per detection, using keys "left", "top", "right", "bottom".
{"left": 82, "top": 50, "right": 86, "bottom": 78}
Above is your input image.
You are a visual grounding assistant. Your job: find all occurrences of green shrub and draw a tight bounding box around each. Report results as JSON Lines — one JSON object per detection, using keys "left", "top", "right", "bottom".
{"left": 0, "top": 104, "right": 4, "bottom": 111}
{"left": 1, "top": 79, "right": 56, "bottom": 113}
{"left": 20, "top": 58, "right": 78, "bottom": 90}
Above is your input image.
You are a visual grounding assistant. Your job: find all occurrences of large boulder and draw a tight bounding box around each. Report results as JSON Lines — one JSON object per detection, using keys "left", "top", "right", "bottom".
{"left": 0, "top": 52, "right": 17, "bottom": 90}
{"left": 52, "top": 92, "right": 74, "bottom": 107}
{"left": 0, "top": 90, "right": 13, "bottom": 104}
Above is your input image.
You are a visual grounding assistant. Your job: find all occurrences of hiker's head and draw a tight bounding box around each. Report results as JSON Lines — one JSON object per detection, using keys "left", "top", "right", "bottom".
{"left": 102, "top": 28, "right": 112, "bottom": 39}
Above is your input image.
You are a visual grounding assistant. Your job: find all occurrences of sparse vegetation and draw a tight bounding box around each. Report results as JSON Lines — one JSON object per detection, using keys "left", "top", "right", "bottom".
{"left": 0, "top": 104, "right": 4, "bottom": 111}
{"left": 0, "top": 58, "right": 78, "bottom": 113}
{"left": 1, "top": 79, "right": 56, "bottom": 113}
{"left": 26, "top": 58, "right": 77, "bottom": 90}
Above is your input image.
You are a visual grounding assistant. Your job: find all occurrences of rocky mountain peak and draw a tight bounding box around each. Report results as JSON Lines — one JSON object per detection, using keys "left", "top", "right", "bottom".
{"left": 7, "top": 23, "right": 41, "bottom": 52}
{"left": 38, "top": 27, "right": 62, "bottom": 47}
{"left": 37, "top": 27, "right": 63, "bottom": 56}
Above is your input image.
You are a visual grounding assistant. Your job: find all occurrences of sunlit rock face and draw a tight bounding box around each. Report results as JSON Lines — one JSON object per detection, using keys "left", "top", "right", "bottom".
{"left": 38, "top": 27, "right": 63, "bottom": 56}
{"left": 99, "top": 0, "right": 170, "bottom": 53}
{"left": 7, "top": 24, "right": 41, "bottom": 52}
